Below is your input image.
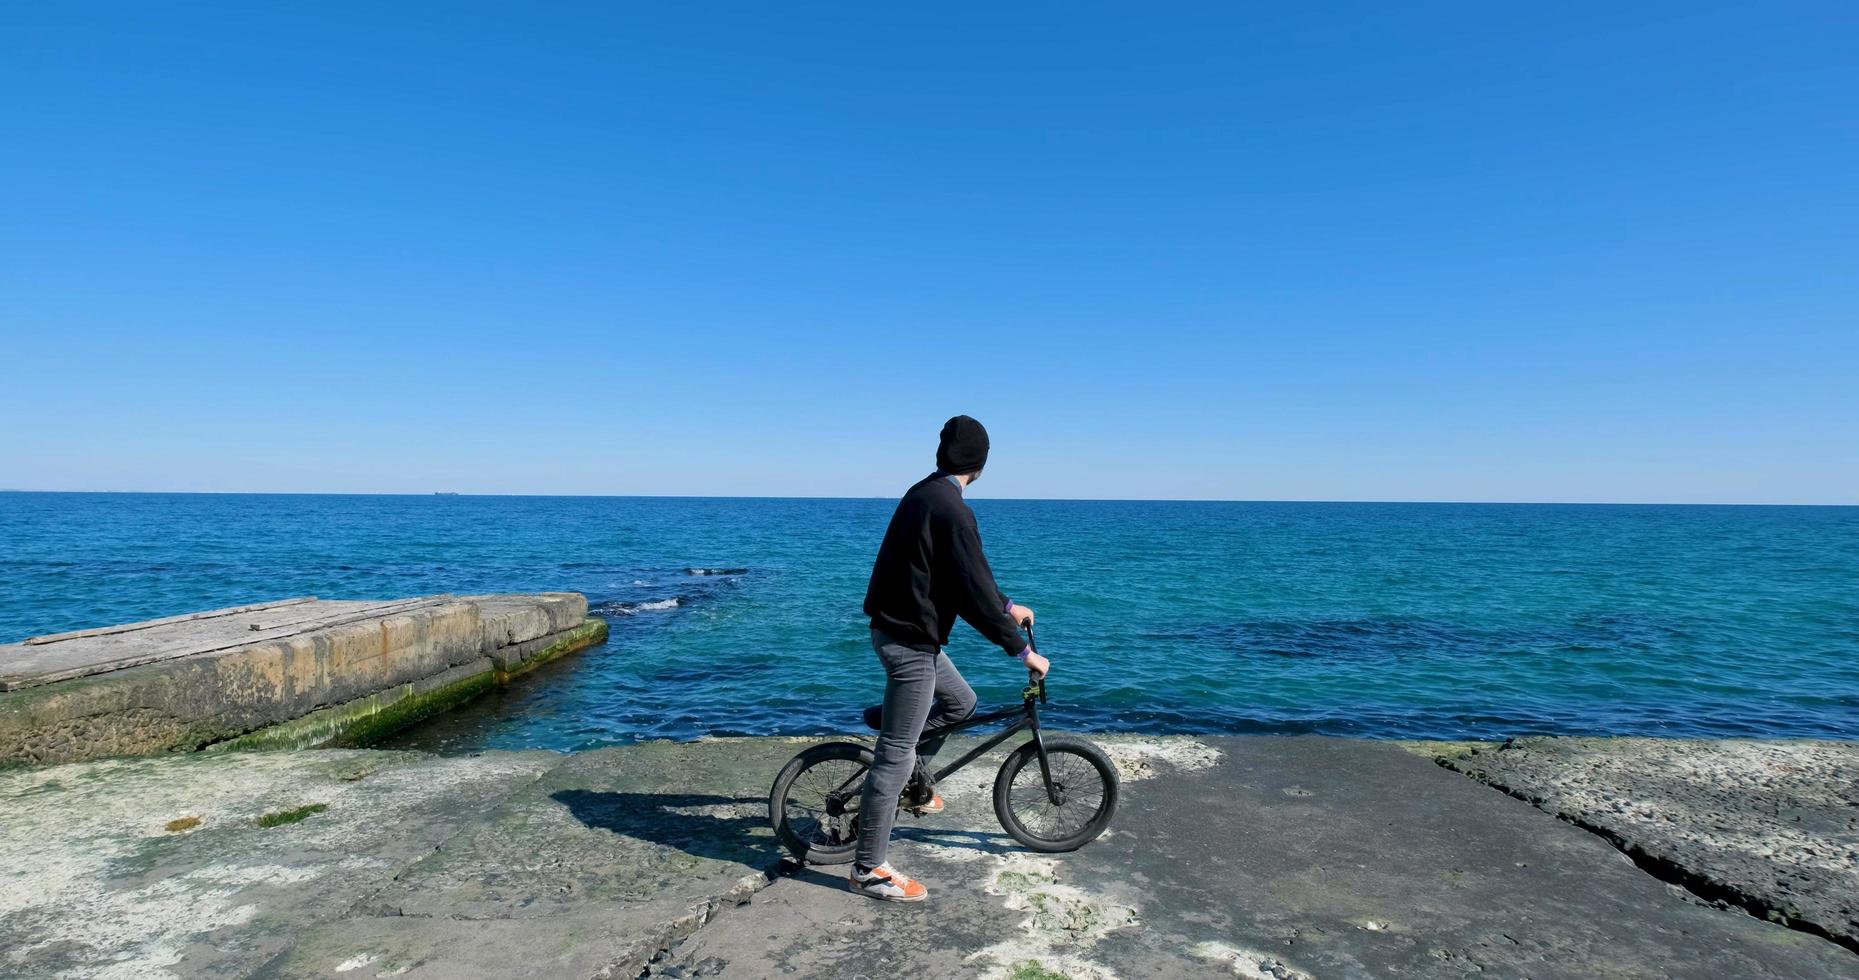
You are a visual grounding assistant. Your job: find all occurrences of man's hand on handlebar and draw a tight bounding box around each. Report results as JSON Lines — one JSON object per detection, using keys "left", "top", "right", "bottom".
{"left": 1009, "top": 603, "right": 1035, "bottom": 628}
{"left": 1023, "top": 650, "right": 1050, "bottom": 678}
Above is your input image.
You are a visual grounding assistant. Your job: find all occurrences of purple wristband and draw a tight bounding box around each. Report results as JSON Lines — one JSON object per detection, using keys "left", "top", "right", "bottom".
{"left": 1014, "top": 646, "right": 1031, "bottom": 662}
{"left": 1003, "top": 596, "right": 1014, "bottom": 615}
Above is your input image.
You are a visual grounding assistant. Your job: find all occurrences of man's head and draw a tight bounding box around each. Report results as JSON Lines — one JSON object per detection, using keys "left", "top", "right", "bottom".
{"left": 936, "top": 415, "right": 989, "bottom": 480}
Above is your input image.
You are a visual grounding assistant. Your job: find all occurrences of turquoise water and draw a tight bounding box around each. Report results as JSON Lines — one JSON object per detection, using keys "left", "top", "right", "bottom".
{"left": 2, "top": 492, "right": 1855, "bottom": 748}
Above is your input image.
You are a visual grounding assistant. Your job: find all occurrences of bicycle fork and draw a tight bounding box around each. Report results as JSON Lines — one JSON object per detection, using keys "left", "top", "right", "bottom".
{"left": 1026, "top": 696, "right": 1066, "bottom": 806}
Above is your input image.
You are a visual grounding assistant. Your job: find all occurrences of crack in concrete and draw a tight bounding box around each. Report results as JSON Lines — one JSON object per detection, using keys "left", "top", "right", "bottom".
{"left": 1438, "top": 757, "right": 1859, "bottom": 960}
{"left": 627, "top": 865, "right": 784, "bottom": 980}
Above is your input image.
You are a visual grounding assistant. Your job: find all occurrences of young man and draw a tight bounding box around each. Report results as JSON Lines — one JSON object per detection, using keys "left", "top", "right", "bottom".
{"left": 849, "top": 415, "right": 1050, "bottom": 902}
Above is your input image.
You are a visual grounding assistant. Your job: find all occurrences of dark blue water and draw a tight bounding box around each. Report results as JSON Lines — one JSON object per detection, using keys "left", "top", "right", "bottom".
{"left": 2, "top": 493, "right": 1855, "bottom": 748}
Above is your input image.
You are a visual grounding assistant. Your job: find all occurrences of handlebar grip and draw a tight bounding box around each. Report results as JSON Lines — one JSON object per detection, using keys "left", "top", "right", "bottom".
{"left": 1023, "top": 624, "right": 1046, "bottom": 702}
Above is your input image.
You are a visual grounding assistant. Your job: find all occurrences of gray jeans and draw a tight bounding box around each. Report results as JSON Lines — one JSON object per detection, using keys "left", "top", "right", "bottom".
{"left": 854, "top": 629, "right": 978, "bottom": 868}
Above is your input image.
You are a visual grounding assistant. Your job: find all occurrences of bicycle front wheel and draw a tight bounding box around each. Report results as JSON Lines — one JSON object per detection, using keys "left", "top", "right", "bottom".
{"left": 768, "top": 741, "right": 872, "bottom": 865}
{"left": 993, "top": 735, "right": 1119, "bottom": 853}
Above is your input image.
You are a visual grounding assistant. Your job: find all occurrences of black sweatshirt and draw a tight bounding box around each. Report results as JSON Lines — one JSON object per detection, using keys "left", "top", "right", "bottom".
{"left": 864, "top": 472, "right": 1028, "bottom": 656}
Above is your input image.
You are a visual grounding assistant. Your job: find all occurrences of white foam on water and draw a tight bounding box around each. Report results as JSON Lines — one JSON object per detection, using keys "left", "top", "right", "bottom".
{"left": 620, "top": 598, "right": 681, "bottom": 613}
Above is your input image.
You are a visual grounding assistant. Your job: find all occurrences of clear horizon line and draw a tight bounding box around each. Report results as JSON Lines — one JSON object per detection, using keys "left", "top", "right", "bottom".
{"left": 1, "top": 488, "right": 1853, "bottom": 507}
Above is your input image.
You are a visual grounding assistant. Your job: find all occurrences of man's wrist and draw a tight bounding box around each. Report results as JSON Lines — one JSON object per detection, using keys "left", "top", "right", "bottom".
{"left": 1014, "top": 646, "right": 1031, "bottom": 663}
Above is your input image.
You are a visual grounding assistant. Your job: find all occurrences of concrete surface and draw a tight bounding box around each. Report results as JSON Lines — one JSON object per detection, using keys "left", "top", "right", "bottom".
{"left": 3, "top": 735, "right": 1853, "bottom": 979}
{"left": 1439, "top": 736, "right": 1859, "bottom": 955}
{"left": 0, "top": 740, "right": 794, "bottom": 980}
{"left": 2, "top": 598, "right": 442, "bottom": 691}
{"left": 652, "top": 736, "right": 1854, "bottom": 980}
{"left": 0, "top": 594, "right": 603, "bottom": 765}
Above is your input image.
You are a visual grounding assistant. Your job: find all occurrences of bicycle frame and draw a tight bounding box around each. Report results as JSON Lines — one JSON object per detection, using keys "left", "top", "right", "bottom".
{"left": 915, "top": 625, "right": 1060, "bottom": 803}
{"left": 922, "top": 694, "right": 1046, "bottom": 788}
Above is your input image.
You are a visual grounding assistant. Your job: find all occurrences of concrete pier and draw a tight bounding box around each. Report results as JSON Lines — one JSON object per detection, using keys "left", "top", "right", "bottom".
{"left": 0, "top": 594, "right": 607, "bottom": 766}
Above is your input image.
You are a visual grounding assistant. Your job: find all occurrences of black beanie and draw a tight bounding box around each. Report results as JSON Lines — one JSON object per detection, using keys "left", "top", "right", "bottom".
{"left": 936, "top": 415, "right": 990, "bottom": 475}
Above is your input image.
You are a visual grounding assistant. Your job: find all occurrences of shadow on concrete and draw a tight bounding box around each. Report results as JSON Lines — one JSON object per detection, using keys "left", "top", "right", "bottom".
{"left": 772, "top": 826, "right": 1028, "bottom": 901}
{"left": 778, "top": 863, "right": 867, "bottom": 895}
{"left": 549, "top": 789, "right": 1033, "bottom": 899}
{"left": 893, "top": 825, "right": 1020, "bottom": 853}
{"left": 551, "top": 789, "right": 780, "bottom": 867}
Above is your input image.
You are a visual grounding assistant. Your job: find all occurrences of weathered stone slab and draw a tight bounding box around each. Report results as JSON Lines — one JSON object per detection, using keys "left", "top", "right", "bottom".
{"left": 0, "top": 748, "right": 562, "bottom": 980}
{"left": 0, "top": 741, "right": 793, "bottom": 980}
{"left": 3, "top": 737, "right": 1854, "bottom": 980}
{"left": 359, "top": 739, "right": 791, "bottom": 922}
{"left": 655, "top": 735, "right": 1857, "bottom": 979}
{"left": 211, "top": 619, "right": 609, "bottom": 754}
{"left": 19, "top": 597, "right": 318, "bottom": 646}
{"left": 208, "top": 657, "right": 500, "bottom": 753}
{"left": 0, "top": 596, "right": 607, "bottom": 766}
{"left": 1440, "top": 736, "right": 1859, "bottom": 954}
{"left": 485, "top": 618, "right": 605, "bottom": 675}
{"left": 467, "top": 592, "right": 588, "bottom": 649}
{"left": 0, "top": 598, "right": 447, "bottom": 691}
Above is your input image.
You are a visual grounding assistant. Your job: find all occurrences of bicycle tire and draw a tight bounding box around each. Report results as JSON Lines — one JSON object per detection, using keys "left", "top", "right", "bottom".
{"left": 768, "top": 741, "right": 873, "bottom": 865}
{"left": 993, "top": 734, "right": 1119, "bottom": 853}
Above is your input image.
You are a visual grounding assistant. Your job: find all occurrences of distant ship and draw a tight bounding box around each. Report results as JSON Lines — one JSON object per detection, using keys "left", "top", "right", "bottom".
{"left": 433, "top": 492, "right": 460, "bottom": 496}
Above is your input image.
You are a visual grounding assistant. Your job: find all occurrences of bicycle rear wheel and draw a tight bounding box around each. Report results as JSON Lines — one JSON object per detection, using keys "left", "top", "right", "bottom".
{"left": 768, "top": 742, "right": 873, "bottom": 865}
{"left": 993, "top": 735, "right": 1119, "bottom": 853}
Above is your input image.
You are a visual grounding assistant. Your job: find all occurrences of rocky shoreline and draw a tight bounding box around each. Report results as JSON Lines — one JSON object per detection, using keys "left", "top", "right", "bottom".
{"left": 2, "top": 734, "right": 1853, "bottom": 979}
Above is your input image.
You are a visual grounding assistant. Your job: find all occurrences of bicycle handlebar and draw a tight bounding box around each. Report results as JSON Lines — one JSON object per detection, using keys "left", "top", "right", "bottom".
{"left": 1024, "top": 622, "right": 1047, "bottom": 703}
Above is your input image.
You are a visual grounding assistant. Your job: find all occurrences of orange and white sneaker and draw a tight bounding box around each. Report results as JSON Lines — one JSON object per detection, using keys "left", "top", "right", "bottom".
{"left": 847, "top": 862, "right": 929, "bottom": 902}
{"left": 901, "top": 791, "right": 945, "bottom": 816}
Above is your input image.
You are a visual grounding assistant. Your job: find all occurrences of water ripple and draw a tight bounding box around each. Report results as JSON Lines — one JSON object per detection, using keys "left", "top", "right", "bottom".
{"left": 1, "top": 493, "right": 1854, "bottom": 748}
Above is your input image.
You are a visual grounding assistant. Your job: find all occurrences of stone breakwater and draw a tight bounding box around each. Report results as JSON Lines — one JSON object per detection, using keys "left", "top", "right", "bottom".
{"left": 0, "top": 594, "right": 607, "bottom": 766}
{"left": 2, "top": 735, "right": 1854, "bottom": 980}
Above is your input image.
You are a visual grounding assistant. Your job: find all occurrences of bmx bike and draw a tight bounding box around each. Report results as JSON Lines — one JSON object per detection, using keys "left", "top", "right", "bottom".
{"left": 768, "top": 626, "right": 1118, "bottom": 864}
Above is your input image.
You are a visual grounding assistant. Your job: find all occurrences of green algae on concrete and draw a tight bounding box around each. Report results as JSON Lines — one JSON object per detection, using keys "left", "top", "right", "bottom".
{"left": 208, "top": 662, "right": 497, "bottom": 753}
{"left": 495, "top": 618, "right": 607, "bottom": 681}
{"left": 323, "top": 664, "right": 498, "bottom": 749}
{"left": 205, "top": 618, "right": 607, "bottom": 754}
{"left": 255, "top": 803, "right": 327, "bottom": 828}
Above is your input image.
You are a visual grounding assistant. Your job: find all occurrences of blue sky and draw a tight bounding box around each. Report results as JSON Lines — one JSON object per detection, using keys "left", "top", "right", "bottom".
{"left": 2, "top": 3, "right": 1854, "bottom": 502}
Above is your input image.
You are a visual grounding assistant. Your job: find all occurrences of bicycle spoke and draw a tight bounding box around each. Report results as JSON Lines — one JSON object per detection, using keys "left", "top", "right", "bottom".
{"left": 1008, "top": 749, "right": 1108, "bottom": 841}
{"left": 784, "top": 757, "right": 870, "bottom": 847}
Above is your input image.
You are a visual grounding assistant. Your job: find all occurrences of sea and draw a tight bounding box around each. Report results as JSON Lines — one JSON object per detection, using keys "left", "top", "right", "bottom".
{"left": 2, "top": 492, "right": 1855, "bottom": 751}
